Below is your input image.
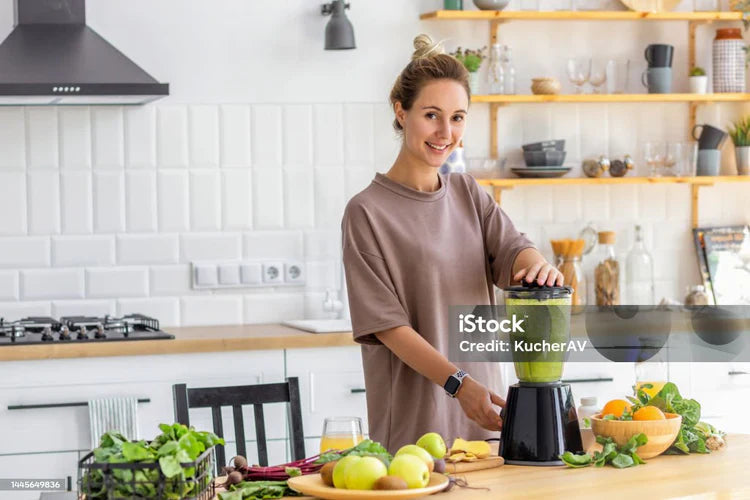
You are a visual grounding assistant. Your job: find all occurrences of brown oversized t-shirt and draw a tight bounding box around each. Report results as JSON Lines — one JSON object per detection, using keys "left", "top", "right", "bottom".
{"left": 341, "top": 172, "right": 535, "bottom": 453}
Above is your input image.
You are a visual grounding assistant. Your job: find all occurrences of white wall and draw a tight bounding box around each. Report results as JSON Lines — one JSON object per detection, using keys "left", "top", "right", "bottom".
{"left": 0, "top": 0, "right": 748, "bottom": 325}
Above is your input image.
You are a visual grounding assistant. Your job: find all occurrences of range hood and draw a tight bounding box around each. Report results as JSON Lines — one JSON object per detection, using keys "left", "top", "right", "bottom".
{"left": 0, "top": 0, "right": 168, "bottom": 105}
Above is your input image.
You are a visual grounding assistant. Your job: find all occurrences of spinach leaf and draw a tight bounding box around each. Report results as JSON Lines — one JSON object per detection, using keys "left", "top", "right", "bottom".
{"left": 611, "top": 454, "right": 634, "bottom": 468}
{"left": 559, "top": 451, "right": 592, "bottom": 467}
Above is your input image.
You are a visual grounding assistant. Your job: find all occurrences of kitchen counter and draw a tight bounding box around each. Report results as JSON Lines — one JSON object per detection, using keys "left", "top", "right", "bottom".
{"left": 0, "top": 324, "right": 356, "bottom": 362}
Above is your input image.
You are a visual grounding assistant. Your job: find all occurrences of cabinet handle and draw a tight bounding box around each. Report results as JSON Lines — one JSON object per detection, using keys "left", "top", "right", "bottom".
{"left": 561, "top": 377, "right": 614, "bottom": 384}
{"left": 350, "top": 388, "right": 366, "bottom": 394}
{"left": 729, "top": 371, "right": 749, "bottom": 376}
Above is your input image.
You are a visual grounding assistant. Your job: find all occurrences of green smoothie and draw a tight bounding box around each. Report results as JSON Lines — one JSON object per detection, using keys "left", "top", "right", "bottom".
{"left": 505, "top": 292, "right": 572, "bottom": 383}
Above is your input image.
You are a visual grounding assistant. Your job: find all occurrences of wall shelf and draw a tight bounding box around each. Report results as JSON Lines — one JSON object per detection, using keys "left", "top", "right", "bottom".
{"left": 471, "top": 93, "right": 750, "bottom": 103}
{"left": 420, "top": 10, "right": 743, "bottom": 21}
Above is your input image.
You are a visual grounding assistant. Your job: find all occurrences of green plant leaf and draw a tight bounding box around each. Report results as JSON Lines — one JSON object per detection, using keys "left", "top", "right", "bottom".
{"left": 559, "top": 451, "right": 592, "bottom": 467}
{"left": 612, "top": 453, "right": 635, "bottom": 468}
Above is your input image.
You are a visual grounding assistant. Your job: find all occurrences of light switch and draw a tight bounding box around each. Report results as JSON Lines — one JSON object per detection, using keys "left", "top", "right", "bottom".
{"left": 241, "top": 263, "right": 262, "bottom": 285}
{"left": 194, "top": 264, "right": 217, "bottom": 287}
{"left": 218, "top": 263, "right": 240, "bottom": 285}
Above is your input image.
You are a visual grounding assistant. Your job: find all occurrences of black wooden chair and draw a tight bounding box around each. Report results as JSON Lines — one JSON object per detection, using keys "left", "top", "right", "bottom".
{"left": 172, "top": 377, "right": 305, "bottom": 468}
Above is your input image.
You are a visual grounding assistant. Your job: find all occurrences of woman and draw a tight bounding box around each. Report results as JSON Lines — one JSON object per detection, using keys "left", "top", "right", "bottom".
{"left": 341, "top": 34, "right": 563, "bottom": 452}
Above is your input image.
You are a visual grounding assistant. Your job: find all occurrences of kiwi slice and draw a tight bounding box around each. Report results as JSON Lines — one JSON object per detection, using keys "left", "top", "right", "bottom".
{"left": 373, "top": 476, "right": 408, "bottom": 490}
{"left": 320, "top": 461, "right": 337, "bottom": 487}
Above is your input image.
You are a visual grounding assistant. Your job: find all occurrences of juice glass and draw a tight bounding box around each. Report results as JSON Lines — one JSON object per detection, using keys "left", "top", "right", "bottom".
{"left": 635, "top": 381, "right": 666, "bottom": 398}
{"left": 320, "top": 417, "right": 364, "bottom": 453}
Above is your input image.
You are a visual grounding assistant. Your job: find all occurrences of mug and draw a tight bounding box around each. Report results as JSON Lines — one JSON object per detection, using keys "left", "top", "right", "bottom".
{"left": 644, "top": 44, "right": 674, "bottom": 67}
{"left": 641, "top": 67, "right": 672, "bottom": 94}
{"left": 692, "top": 124, "right": 728, "bottom": 150}
{"left": 697, "top": 149, "right": 721, "bottom": 176}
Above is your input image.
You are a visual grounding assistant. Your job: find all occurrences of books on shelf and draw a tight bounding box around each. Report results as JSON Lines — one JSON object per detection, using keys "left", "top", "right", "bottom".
{"left": 692, "top": 225, "right": 750, "bottom": 305}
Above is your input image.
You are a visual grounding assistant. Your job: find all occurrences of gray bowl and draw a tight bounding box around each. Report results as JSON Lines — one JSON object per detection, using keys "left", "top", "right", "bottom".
{"left": 523, "top": 150, "right": 566, "bottom": 167}
{"left": 473, "top": 0, "right": 510, "bottom": 9}
{"left": 522, "top": 140, "right": 565, "bottom": 152}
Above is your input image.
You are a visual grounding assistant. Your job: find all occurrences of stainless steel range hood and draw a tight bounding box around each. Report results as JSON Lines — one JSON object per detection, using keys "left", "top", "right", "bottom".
{"left": 0, "top": 0, "right": 169, "bottom": 105}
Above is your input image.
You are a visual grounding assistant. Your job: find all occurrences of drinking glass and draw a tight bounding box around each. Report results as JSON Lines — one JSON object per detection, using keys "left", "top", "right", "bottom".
{"left": 682, "top": 141, "right": 698, "bottom": 176}
{"left": 320, "top": 417, "right": 364, "bottom": 453}
{"left": 605, "top": 59, "right": 630, "bottom": 94}
{"left": 663, "top": 142, "right": 682, "bottom": 177}
{"left": 567, "top": 58, "right": 591, "bottom": 94}
{"left": 589, "top": 59, "right": 607, "bottom": 93}
{"left": 643, "top": 141, "right": 665, "bottom": 177}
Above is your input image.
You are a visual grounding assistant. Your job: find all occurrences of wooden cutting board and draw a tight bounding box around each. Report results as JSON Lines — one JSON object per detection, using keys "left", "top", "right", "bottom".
{"left": 445, "top": 455, "right": 504, "bottom": 473}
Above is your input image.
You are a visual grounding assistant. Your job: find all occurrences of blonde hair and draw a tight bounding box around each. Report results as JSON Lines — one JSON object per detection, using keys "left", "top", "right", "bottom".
{"left": 389, "top": 34, "right": 470, "bottom": 133}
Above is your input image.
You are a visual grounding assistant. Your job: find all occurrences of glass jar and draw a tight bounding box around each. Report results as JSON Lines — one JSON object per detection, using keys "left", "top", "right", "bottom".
{"left": 487, "top": 43, "right": 504, "bottom": 95}
{"left": 625, "top": 225, "right": 655, "bottom": 305}
{"left": 594, "top": 231, "right": 620, "bottom": 306}
{"left": 501, "top": 46, "right": 516, "bottom": 95}
{"left": 557, "top": 255, "right": 587, "bottom": 313}
{"left": 685, "top": 285, "right": 710, "bottom": 306}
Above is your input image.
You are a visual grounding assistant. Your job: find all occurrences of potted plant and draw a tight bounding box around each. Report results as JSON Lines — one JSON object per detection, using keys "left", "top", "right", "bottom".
{"left": 450, "top": 46, "right": 487, "bottom": 94}
{"left": 728, "top": 116, "right": 750, "bottom": 174}
{"left": 689, "top": 67, "right": 708, "bottom": 94}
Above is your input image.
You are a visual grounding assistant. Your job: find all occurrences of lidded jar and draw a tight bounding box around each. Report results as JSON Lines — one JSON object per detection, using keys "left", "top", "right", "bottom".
{"left": 713, "top": 28, "right": 746, "bottom": 93}
{"left": 594, "top": 231, "right": 620, "bottom": 306}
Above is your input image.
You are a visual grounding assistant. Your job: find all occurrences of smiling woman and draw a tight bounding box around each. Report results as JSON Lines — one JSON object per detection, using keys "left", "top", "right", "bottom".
{"left": 340, "top": 33, "right": 562, "bottom": 452}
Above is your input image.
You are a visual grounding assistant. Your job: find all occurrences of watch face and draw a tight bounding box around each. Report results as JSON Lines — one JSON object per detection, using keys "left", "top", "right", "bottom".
{"left": 444, "top": 377, "right": 461, "bottom": 395}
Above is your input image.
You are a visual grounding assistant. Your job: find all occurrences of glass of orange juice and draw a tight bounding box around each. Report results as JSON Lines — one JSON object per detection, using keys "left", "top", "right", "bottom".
{"left": 319, "top": 417, "right": 364, "bottom": 453}
{"left": 635, "top": 381, "right": 666, "bottom": 398}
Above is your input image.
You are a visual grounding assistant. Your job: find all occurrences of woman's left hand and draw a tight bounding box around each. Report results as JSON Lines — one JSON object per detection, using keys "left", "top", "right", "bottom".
{"left": 513, "top": 260, "right": 563, "bottom": 287}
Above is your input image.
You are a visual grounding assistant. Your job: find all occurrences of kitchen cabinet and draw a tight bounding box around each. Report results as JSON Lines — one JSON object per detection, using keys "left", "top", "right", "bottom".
{"left": 0, "top": 451, "right": 77, "bottom": 500}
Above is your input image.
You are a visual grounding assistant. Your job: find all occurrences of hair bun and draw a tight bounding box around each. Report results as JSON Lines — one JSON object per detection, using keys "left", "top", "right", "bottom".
{"left": 412, "top": 34, "right": 444, "bottom": 61}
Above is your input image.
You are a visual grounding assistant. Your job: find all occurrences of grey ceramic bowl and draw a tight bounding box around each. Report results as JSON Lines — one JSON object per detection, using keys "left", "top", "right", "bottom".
{"left": 473, "top": 0, "right": 510, "bottom": 9}
{"left": 523, "top": 150, "right": 566, "bottom": 167}
{"left": 522, "top": 140, "right": 565, "bottom": 152}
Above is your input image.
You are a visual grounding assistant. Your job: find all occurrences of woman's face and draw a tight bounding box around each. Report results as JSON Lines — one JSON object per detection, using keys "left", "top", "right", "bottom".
{"left": 396, "top": 79, "right": 468, "bottom": 168}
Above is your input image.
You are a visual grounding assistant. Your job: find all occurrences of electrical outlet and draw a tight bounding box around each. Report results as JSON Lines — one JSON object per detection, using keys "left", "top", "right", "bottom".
{"left": 262, "top": 262, "right": 283, "bottom": 283}
{"left": 284, "top": 262, "right": 305, "bottom": 283}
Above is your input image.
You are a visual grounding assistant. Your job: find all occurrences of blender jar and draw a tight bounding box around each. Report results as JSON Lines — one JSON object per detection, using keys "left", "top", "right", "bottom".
{"left": 504, "top": 284, "right": 573, "bottom": 383}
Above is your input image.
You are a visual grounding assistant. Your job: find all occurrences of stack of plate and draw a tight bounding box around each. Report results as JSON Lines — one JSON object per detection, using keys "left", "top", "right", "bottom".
{"left": 514, "top": 140, "right": 571, "bottom": 178}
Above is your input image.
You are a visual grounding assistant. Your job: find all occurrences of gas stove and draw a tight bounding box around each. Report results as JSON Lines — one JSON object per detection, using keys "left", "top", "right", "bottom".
{"left": 0, "top": 314, "right": 174, "bottom": 345}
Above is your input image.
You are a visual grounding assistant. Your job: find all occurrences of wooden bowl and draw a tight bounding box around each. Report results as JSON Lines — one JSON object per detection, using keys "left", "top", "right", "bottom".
{"left": 590, "top": 412, "right": 682, "bottom": 459}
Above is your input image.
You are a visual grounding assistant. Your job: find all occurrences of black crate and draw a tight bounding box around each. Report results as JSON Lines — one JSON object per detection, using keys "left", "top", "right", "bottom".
{"left": 77, "top": 447, "right": 215, "bottom": 500}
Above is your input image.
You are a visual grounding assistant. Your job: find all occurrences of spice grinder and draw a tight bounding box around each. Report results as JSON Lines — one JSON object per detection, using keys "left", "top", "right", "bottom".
{"left": 499, "top": 283, "right": 583, "bottom": 465}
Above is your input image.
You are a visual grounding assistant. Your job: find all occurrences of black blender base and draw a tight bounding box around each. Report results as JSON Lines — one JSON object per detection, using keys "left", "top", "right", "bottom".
{"left": 500, "top": 382, "right": 583, "bottom": 466}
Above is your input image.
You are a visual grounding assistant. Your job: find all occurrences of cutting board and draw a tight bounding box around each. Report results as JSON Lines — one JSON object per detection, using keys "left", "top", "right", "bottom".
{"left": 445, "top": 455, "right": 504, "bottom": 473}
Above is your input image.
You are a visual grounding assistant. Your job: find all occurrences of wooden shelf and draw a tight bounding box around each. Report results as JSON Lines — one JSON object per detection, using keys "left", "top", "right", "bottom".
{"left": 420, "top": 10, "right": 743, "bottom": 21}
{"left": 472, "top": 93, "right": 750, "bottom": 103}
{"left": 476, "top": 175, "right": 750, "bottom": 187}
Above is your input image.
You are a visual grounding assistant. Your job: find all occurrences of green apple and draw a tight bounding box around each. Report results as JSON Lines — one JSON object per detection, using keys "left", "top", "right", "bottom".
{"left": 395, "top": 444, "right": 434, "bottom": 472}
{"left": 344, "top": 456, "right": 387, "bottom": 490}
{"left": 388, "top": 454, "right": 430, "bottom": 489}
{"left": 332, "top": 455, "right": 361, "bottom": 489}
{"left": 416, "top": 432, "right": 447, "bottom": 459}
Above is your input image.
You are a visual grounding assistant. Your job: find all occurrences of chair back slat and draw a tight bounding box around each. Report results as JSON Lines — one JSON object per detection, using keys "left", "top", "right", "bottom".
{"left": 287, "top": 377, "right": 305, "bottom": 461}
{"left": 253, "top": 404, "right": 268, "bottom": 466}
{"left": 232, "top": 405, "right": 247, "bottom": 461}
{"left": 173, "top": 383, "right": 190, "bottom": 426}
{"left": 211, "top": 406, "right": 225, "bottom": 468}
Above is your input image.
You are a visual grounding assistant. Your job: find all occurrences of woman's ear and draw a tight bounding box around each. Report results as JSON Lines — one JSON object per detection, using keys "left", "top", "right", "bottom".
{"left": 394, "top": 101, "right": 406, "bottom": 129}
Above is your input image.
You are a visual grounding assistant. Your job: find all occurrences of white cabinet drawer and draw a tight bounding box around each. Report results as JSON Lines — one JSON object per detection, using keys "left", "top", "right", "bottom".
{"left": 0, "top": 451, "right": 76, "bottom": 500}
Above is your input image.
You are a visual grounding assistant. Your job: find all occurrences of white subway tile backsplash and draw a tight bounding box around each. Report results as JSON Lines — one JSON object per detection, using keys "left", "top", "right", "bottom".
{"left": 52, "top": 236, "right": 114, "bottom": 267}
{"left": 125, "top": 106, "right": 156, "bottom": 168}
{"left": 0, "top": 172, "right": 26, "bottom": 234}
{"left": 0, "top": 301, "right": 50, "bottom": 318}
{"left": 252, "top": 168, "right": 284, "bottom": 229}
{"left": 552, "top": 186, "right": 582, "bottom": 223}
{"left": 521, "top": 107, "right": 552, "bottom": 146}
{"left": 157, "top": 170, "right": 189, "bottom": 231}
{"left": 549, "top": 105, "right": 580, "bottom": 162}
{"left": 26, "top": 107, "right": 58, "bottom": 169}
{"left": 52, "top": 299, "right": 116, "bottom": 318}
{"left": 0, "top": 237, "right": 50, "bottom": 268}
{"left": 313, "top": 104, "right": 344, "bottom": 166}
{"left": 609, "top": 185, "right": 639, "bottom": 222}
{"left": 580, "top": 185, "right": 610, "bottom": 221}
{"left": 0, "top": 271, "right": 18, "bottom": 300}
{"left": 117, "top": 234, "right": 178, "bottom": 265}
{"left": 0, "top": 108, "right": 25, "bottom": 170}
{"left": 304, "top": 291, "right": 329, "bottom": 319}
{"left": 252, "top": 105, "right": 283, "bottom": 168}
{"left": 222, "top": 170, "right": 252, "bottom": 230}
{"left": 607, "top": 104, "right": 638, "bottom": 158}
{"left": 150, "top": 265, "right": 192, "bottom": 296}
{"left": 304, "top": 231, "right": 341, "bottom": 260}
{"left": 243, "top": 293, "right": 304, "bottom": 323}
{"left": 180, "top": 295, "right": 243, "bottom": 326}
{"left": 86, "top": 268, "right": 148, "bottom": 298}
{"left": 283, "top": 105, "right": 313, "bottom": 167}
{"left": 244, "top": 231, "right": 303, "bottom": 260}
{"left": 373, "top": 103, "right": 401, "bottom": 169}
{"left": 93, "top": 172, "right": 125, "bottom": 232}
{"left": 524, "top": 186, "right": 554, "bottom": 223}
{"left": 638, "top": 185, "right": 668, "bottom": 221}
{"left": 125, "top": 171, "right": 157, "bottom": 232}
{"left": 579, "top": 105, "right": 609, "bottom": 160}
{"left": 181, "top": 233, "right": 241, "bottom": 261}
{"left": 284, "top": 169, "right": 314, "bottom": 229}
{"left": 92, "top": 107, "right": 124, "bottom": 169}
{"left": 344, "top": 168, "right": 374, "bottom": 199}
{"left": 27, "top": 171, "right": 60, "bottom": 234}
{"left": 117, "top": 297, "right": 180, "bottom": 327}
{"left": 220, "top": 105, "right": 251, "bottom": 167}
{"left": 189, "top": 105, "right": 219, "bottom": 168}
{"left": 189, "top": 170, "right": 221, "bottom": 230}
{"left": 59, "top": 107, "right": 92, "bottom": 169}
{"left": 305, "top": 261, "right": 338, "bottom": 290}
{"left": 314, "top": 167, "right": 345, "bottom": 229}
{"left": 344, "top": 104, "right": 374, "bottom": 166}
{"left": 22, "top": 269, "right": 84, "bottom": 300}
{"left": 157, "top": 106, "right": 189, "bottom": 168}
{"left": 60, "top": 171, "right": 92, "bottom": 234}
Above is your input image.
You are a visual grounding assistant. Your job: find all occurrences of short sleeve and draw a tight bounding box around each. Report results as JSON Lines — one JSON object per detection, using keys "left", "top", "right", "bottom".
{"left": 342, "top": 203, "right": 411, "bottom": 345}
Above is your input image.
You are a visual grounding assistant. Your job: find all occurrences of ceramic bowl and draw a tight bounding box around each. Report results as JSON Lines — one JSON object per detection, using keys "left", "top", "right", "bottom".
{"left": 522, "top": 140, "right": 565, "bottom": 152}
{"left": 473, "top": 0, "right": 510, "bottom": 9}
{"left": 590, "top": 412, "right": 682, "bottom": 459}
{"left": 531, "top": 77, "right": 561, "bottom": 95}
{"left": 523, "top": 150, "right": 566, "bottom": 167}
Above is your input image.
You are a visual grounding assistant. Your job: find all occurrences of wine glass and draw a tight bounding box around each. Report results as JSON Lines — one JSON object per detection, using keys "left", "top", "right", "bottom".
{"left": 589, "top": 59, "right": 607, "bottom": 94}
{"left": 320, "top": 417, "right": 364, "bottom": 453}
{"left": 643, "top": 142, "right": 665, "bottom": 177}
{"left": 567, "top": 58, "right": 591, "bottom": 94}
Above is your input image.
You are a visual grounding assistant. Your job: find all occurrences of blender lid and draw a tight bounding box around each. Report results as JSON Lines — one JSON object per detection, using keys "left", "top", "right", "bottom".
{"left": 504, "top": 280, "right": 573, "bottom": 299}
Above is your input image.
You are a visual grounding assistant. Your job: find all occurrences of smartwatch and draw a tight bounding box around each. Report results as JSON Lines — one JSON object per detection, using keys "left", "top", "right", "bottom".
{"left": 444, "top": 369, "right": 469, "bottom": 398}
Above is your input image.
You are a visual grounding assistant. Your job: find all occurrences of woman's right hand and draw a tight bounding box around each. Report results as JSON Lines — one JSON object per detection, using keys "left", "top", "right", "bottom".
{"left": 455, "top": 377, "right": 505, "bottom": 431}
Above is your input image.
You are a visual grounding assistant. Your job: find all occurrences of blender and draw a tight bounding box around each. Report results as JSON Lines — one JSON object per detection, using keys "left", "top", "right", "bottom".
{"left": 499, "top": 282, "right": 584, "bottom": 465}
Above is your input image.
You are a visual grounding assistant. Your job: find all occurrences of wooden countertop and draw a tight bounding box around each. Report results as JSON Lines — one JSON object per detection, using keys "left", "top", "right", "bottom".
{"left": 0, "top": 324, "right": 356, "bottom": 362}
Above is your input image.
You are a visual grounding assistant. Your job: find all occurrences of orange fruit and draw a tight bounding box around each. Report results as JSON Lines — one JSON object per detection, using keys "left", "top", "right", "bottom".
{"left": 633, "top": 406, "right": 666, "bottom": 421}
{"left": 600, "top": 399, "right": 632, "bottom": 419}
